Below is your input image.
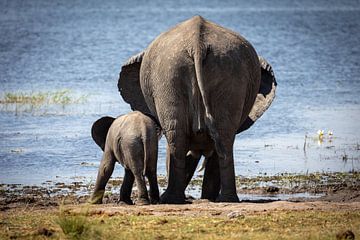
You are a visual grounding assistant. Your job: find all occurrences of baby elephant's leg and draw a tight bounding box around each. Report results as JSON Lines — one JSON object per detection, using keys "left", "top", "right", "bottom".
{"left": 119, "top": 169, "right": 134, "bottom": 205}
{"left": 89, "top": 151, "right": 116, "bottom": 204}
{"left": 145, "top": 140, "right": 159, "bottom": 204}
{"left": 133, "top": 172, "right": 150, "bottom": 205}
{"left": 146, "top": 170, "right": 160, "bottom": 204}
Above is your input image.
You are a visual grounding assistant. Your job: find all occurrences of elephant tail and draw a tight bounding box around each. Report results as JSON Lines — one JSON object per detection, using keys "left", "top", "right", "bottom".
{"left": 193, "top": 46, "right": 226, "bottom": 160}
{"left": 142, "top": 136, "right": 149, "bottom": 176}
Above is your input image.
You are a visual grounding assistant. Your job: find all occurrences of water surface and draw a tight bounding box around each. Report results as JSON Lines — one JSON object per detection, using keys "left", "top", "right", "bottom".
{"left": 0, "top": 0, "right": 359, "bottom": 185}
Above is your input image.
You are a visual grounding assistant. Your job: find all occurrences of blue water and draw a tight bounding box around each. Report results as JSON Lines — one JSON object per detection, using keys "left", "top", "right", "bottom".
{"left": 0, "top": 0, "right": 359, "bottom": 185}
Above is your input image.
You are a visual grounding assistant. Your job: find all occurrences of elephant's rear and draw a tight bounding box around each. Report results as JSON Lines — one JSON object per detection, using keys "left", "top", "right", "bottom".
{"left": 110, "top": 112, "right": 157, "bottom": 172}
{"left": 199, "top": 17, "right": 260, "bottom": 132}
{"left": 141, "top": 16, "right": 260, "bottom": 141}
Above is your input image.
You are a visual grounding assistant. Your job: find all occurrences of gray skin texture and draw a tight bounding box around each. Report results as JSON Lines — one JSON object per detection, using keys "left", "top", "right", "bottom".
{"left": 118, "top": 16, "right": 277, "bottom": 204}
{"left": 182, "top": 56, "right": 277, "bottom": 201}
{"left": 89, "top": 111, "right": 161, "bottom": 205}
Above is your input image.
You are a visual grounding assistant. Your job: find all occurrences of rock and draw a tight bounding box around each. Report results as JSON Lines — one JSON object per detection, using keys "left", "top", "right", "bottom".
{"left": 227, "top": 211, "right": 245, "bottom": 219}
{"left": 37, "top": 227, "right": 54, "bottom": 237}
{"left": 336, "top": 230, "right": 355, "bottom": 240}
{"left": 266, "top": 186, "right": 280, "bottom": 193}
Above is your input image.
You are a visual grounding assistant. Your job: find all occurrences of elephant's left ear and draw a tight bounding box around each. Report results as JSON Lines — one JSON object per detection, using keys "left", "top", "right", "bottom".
{"left": 91, "top": 116, "right": 115, "bottom": 151}
{"left": 118, "top": 51, "right": 151, "bottom": 114}
{"left": 237, "top": 56, "right": 277, "bottom": 133}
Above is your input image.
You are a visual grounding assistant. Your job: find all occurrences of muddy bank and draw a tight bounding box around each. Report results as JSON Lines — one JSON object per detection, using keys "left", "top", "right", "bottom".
{"left": 1, "top": 172, "right": 359, "bottom": 211}
{"left": 1, "top": 172, "right": 359, "bottom": 240}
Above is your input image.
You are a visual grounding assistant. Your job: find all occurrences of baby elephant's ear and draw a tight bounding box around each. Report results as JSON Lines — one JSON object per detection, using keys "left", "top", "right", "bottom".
{"left": 91, "top": 116, "right": 115, "bottom": 151}
{"left": 237, "top": 56, "right": 277, "bottom": 133}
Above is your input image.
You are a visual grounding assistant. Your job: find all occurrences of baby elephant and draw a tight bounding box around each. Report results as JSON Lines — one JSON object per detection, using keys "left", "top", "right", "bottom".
{"left": 89, "top": 111, "right": 161, "bottom": 205}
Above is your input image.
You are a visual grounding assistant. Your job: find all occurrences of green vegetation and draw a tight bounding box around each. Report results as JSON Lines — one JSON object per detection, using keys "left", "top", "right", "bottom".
{"left": 0, "top": 89, "right": 88, "bottom": 106}
{"left": 234, "top": 171, "right": 360, "bottom": 191}
{"left": 0, "top": 207, "right": 359, "bottom": 239}
{"left": 56, "top": 211, "right": 101, "bottom": 240}
{"left": 57, "top": 213, "right": 89, "bottom": 239}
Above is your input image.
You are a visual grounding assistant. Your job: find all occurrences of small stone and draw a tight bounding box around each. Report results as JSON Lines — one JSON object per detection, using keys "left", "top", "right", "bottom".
{"left": 227, "top": 211, "right": 245, "bottom": 219}
{"left": 266, "top": 186, "right": 280, "bottom": 193}
{"left": 336, "top": 230, "right": 355, "bottom": 240}
{"left": 37, "top": 227, "right": 54, "bottom": 237}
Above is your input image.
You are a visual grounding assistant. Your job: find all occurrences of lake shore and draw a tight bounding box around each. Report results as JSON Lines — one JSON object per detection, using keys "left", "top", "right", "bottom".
{"left": 1, "top": 172, "right": 359, "bottom": 239}
{"left": 1, "top": 172, "right": 359, "bottom": 210}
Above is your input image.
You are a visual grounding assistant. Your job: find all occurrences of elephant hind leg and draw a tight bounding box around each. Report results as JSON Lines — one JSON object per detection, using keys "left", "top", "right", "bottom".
{"left": 201, "top": 153, "right": 220, "bottom": 201}
{"left": 133, "top": 173, "right": 150, "bottom": 205}
{"left": 146, "top": 170, "right": 160, "bottom": 204}
{"left": 119, "top": 169, "right": 134, "bottom": 205}
{"left": 216, "top": 132, "right": 239, "bottom": 203}
{"left": 160, "top": 129, "right": 188, "bottom": 204}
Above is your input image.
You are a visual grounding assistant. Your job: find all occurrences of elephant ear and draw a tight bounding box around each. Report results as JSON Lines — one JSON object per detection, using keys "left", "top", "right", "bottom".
{"left": 237, "top": 56, "right": 277, "bottom": 133}
{"left": 117, "top": 51, "right": 151, "bottom": 114}
{"left": 91, "top": 116, "right": 115, "bottom": 151}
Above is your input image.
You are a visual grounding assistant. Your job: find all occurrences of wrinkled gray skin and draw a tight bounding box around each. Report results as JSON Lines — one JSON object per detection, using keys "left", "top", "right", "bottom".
{"left": 89, "top": 111, "right": 161, "bottom": 205}
{"left": 182, "top": 55, "right": 277, "bottom": 200}
{"left": 118, "top": 16, "right": 277, "bottom": 204}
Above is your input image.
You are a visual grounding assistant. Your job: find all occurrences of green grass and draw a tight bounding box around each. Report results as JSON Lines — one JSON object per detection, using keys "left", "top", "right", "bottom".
{"left": 0, "top": 90, "right": 88, "bottom": 106}
{"left": 1, "top": 207, "right": 359, "bottom": 239}
{"left": 56, "top": 213, "right": 100, "bottom": 240}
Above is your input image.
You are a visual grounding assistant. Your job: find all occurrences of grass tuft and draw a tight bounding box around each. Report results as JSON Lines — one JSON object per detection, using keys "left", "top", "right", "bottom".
{"left": 56, "top": 207, "right": 101, "bottom": 240}
{"left": 57, "top": 214, "right": 89, "bottom": 239}
{"left": 0, "top": 89, "right": 88, "bottom": 106}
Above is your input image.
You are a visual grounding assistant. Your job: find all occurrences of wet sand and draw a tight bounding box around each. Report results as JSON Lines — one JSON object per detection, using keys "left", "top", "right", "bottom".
{"left": 1, "top": 172, "right": 359, "bottom": 211}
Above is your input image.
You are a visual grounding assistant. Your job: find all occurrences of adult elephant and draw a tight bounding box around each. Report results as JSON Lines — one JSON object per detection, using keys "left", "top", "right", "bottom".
{"left": 118, "top": 16, "right": 277, "bottom": 203}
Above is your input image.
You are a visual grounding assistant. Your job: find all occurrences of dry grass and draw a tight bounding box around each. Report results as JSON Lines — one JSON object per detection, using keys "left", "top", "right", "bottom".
{"left": 0, "top": 206, "right": 359, "bottom": 239}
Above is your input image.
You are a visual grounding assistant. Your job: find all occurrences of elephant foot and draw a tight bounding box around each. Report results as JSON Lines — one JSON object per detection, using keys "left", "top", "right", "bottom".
{"left": 87, "top": 198, "right": 102, "bottom": 204}
{"left": 215, "top": 193, "right": 239, "bottom": 203}
{"left": 150, "top": 197, "right": 160, "bottom": 204}
{"left": 200, "top": 192, "right": 219, "bottom": 202}
{"left": 200, "top": 196, "right": 217, "bottom": 202}
{"left": 88, "top": 190, "right": 104, "bottom": 204}
{"left": 118, "top": 198, "right": 133, "bottom": 205}
{"left": 160, "top": 191, "right": 186, "bottom": 204}
{"left": 135, "top": 198, "right": 150, "bottom": 205}
{"left": 118, "top": 201, "right": 133, "bottom": 205}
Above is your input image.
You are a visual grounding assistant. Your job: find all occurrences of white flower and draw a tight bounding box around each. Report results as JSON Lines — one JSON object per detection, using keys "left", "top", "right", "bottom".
{"left": 317, "top": 130, "right": 324, "bottom": 136}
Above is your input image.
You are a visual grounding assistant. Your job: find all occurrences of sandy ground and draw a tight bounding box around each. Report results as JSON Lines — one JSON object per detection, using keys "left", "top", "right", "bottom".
{"left": 1, "top": 173, "right": 359, "bottom": 214}
{"left": 1, "top": 187, "right": 359, "bottom": 217}
{"left": 64, "top": 199, "right": 360, "bottom": 218}
{"left": 1, "top": 178, "right": 359, "bottom": 240}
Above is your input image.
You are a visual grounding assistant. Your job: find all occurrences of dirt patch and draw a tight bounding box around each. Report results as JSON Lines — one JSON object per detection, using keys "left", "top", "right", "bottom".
{"left": 63, "top": 200, "right": 360, "bottom": 219}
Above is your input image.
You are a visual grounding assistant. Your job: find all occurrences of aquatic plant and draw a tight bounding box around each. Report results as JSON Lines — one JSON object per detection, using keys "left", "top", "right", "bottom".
{"left": 317, "top": 130, "right": 324, "bottom": 139}
{"left": 0, "top": 89, "right": 88, "bottom": 105}
{"left": 313, "top": 129, "right": 335, "bottom": 145}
